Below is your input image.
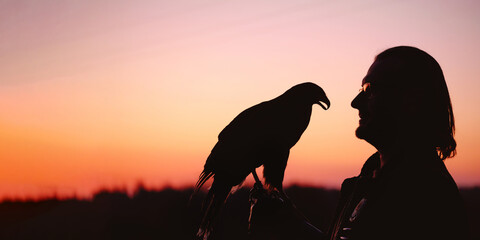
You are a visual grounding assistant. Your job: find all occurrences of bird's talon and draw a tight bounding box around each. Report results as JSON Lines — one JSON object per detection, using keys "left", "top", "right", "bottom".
{"left": 253, "top": 182, "right": 263, "bottom": 189}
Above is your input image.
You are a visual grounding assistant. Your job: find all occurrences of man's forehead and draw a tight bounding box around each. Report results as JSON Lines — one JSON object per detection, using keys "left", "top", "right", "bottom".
{"left": 362, "top": 58, "right": 399, "bottom": 85}
{"left": 362, "top": 69, "right": 381, "bottom": 85}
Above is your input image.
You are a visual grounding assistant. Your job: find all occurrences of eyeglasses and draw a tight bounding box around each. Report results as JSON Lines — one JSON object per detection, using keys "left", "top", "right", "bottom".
{"left": 359, "top": 81, "right": 402, "bottom": 97}
{"left": 359, "top": 82, "right": 372, "bottom": 95}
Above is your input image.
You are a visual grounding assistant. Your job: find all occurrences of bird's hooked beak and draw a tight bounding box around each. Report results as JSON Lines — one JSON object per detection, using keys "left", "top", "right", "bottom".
{"left": 317, "top": 97, "right": 330, "bottom": 110}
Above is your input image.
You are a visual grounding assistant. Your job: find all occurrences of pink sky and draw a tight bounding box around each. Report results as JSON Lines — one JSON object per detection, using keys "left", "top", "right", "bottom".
{"left": 1, "top": 0, "right": 479, "bottom": 200}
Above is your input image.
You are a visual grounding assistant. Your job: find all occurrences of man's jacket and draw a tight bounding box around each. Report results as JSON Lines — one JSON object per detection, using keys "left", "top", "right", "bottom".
{"left": 328, "top": 152, "right": 468, "bottom": 240}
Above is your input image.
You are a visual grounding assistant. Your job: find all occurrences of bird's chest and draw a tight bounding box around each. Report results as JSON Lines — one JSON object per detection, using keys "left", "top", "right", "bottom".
{"left": 267, "top": 107, "right": 311, "bottom": 143}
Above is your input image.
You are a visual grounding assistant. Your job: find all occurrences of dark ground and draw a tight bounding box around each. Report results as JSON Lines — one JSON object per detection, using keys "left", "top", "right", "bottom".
{"left": 0, "top": 185, "right": 478, "bottom": 240}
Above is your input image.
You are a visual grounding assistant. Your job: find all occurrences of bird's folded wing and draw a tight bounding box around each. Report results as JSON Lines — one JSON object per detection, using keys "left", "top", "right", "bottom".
{"left": 218, "top": 101, "right": 282, "bottom": 142}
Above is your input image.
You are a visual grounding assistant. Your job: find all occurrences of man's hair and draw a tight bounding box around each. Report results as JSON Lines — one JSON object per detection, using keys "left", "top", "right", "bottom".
{"left": 375, "top": 46, "right": 456, "bottom": 160}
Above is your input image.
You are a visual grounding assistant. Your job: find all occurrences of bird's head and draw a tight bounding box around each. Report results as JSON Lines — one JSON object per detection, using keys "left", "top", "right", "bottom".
{"left": 285, "top": 82, "right": 330, "bottom": 110}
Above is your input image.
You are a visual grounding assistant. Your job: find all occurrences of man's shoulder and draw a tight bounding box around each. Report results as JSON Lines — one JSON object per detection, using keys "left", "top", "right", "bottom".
{"left": 359, "top": 152, "right": 380, "bottom": 176}
{"left": 339, "top": 152, "right": 379, "bottom": 194}
{"left": 339, "top": 176, "right": 358, "bottom": 193}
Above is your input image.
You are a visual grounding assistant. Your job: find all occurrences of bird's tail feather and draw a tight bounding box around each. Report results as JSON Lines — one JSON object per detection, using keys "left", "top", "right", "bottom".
{"left": 194, "top": 170, "right": 214, "bottom": 194}
{"left": 196, "top": 180, "right": 231, "bottom": 240}
{"left": 189, "top": 170, "right": 214, "bottom": 206}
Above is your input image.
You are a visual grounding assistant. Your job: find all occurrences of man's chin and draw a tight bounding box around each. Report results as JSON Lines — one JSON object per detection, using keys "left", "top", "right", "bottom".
{"left": 355, "top": 125, "right": 368, "bottom": 140}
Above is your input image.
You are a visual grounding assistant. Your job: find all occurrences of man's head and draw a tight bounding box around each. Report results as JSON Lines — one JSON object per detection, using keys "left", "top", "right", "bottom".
{"left": 351, "top": 46, "right": 456, "bottom": 160}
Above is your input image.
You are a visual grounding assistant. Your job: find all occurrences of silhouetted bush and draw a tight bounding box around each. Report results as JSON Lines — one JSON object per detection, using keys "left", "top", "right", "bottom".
{"left": 0, "top": 186, "right": 477, "bottom": 240}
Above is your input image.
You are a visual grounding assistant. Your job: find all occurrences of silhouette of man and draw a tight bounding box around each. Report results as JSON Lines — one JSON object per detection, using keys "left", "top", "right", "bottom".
{"left": 249, "top": 46, "right": 468, "bottom": 240}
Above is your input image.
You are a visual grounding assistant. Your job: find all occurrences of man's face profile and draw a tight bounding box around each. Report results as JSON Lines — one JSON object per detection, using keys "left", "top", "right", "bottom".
{"left": 351, "top": 58, "right": 402, "bottom": 149}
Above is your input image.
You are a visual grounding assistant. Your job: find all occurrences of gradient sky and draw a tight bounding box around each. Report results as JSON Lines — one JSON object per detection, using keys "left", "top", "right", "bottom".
{"left": 1, "top": 0, "right": 479, "bottom": 200}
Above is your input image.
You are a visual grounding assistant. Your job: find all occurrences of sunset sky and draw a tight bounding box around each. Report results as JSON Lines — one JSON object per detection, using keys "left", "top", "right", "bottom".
{"left": 1, "top": 0, "right": 479, "bottom": 200}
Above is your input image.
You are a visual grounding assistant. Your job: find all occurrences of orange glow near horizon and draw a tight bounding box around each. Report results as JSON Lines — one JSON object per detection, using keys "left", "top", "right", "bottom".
{"left": 1, "top": 1, "right": 480, "bottom": 200}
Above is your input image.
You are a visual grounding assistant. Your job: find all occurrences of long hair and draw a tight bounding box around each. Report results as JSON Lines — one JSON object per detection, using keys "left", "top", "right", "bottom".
{"left": 375, "top": 46, "right": 456, "bottom": 160}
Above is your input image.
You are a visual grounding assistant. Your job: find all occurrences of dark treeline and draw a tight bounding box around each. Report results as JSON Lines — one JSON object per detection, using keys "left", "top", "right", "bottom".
{"left": 0, "top": 186, "right": 478, "bottom": 240}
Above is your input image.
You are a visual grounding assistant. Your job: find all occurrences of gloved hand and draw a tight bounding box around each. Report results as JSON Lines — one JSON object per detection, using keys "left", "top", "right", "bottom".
{"left": 248, "top": 183, "right": 325, "bottom": 240}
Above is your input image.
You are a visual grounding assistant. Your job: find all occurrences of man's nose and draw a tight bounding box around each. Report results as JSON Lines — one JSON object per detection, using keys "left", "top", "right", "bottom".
{"left": 351, "top": 92, "right": 363, "bottom": 109}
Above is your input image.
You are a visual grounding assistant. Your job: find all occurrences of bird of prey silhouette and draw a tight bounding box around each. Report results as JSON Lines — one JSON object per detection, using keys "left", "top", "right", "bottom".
{"left": 194, "top": 82, "right": 330, "bottom": 240}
